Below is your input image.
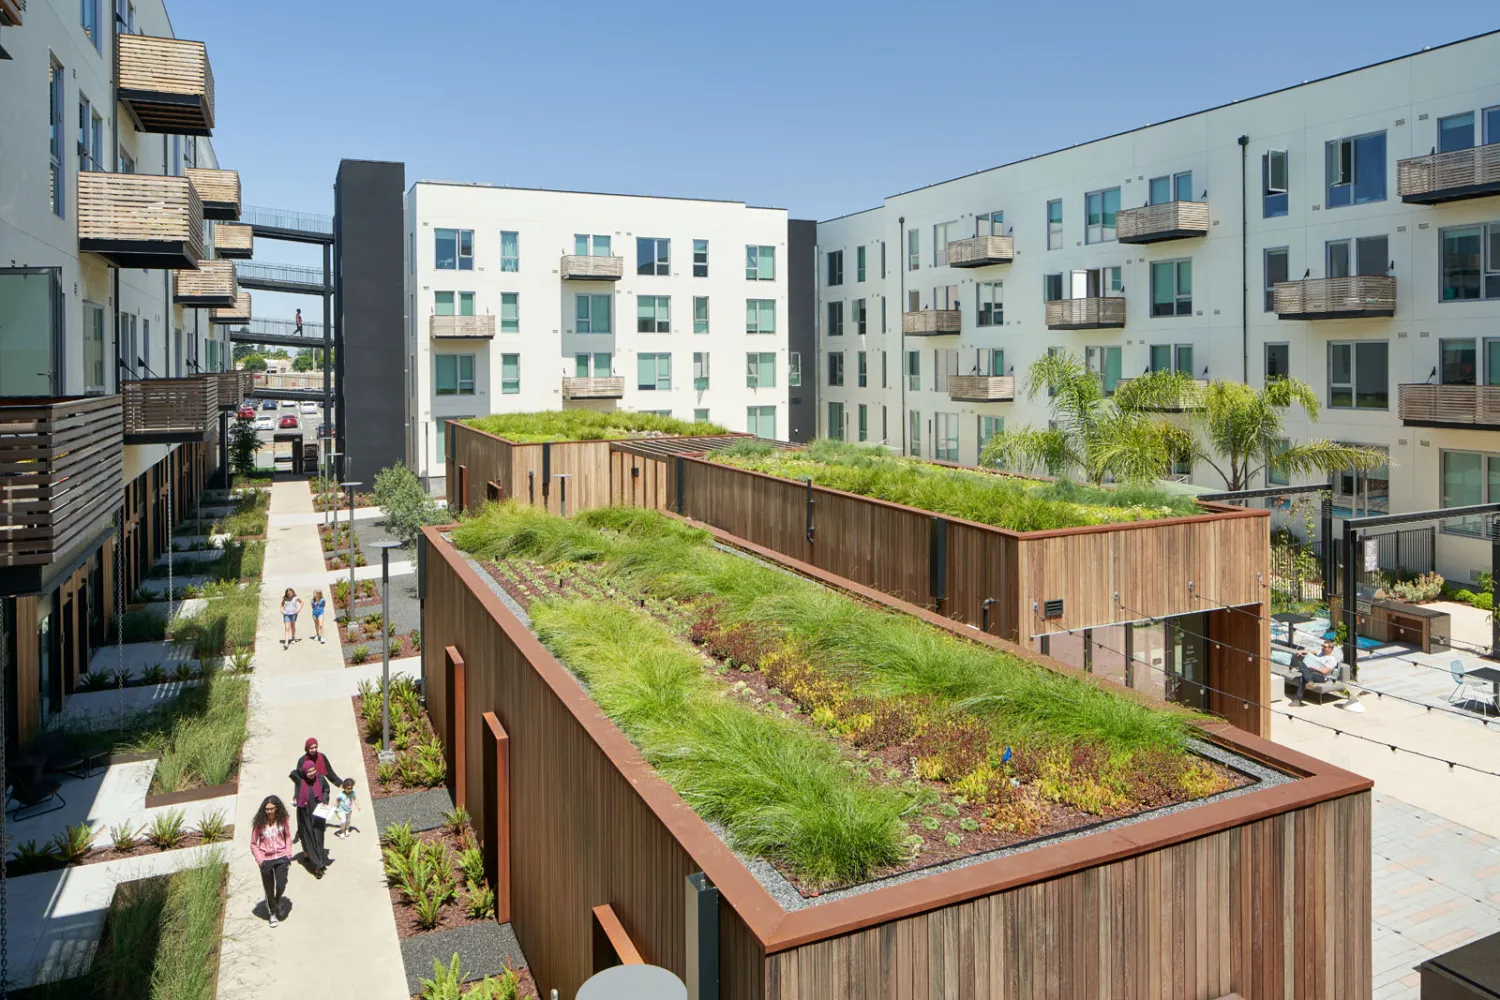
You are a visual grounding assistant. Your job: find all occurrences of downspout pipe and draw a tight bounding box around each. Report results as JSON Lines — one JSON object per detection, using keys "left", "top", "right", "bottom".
{"left": 1238, "top": 135, "right": 1250, "bottom": 385}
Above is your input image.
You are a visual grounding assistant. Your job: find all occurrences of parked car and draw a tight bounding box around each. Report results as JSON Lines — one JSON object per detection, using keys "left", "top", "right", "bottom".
{"left": 300, "top": 401, "right": 319, "bottom": 414}
{"left": 262, "top": 399, "right": 278, "bottom": 410}
{"left": 279, "top": 415, "right": 299, "bottom": 429}
{"left": 237, "top": 405, "right": 255, "bottom": 420}
{"left": 316, "top": 424, "right": 333, "bottom": 438}
{"left": 280, "top": 399, "right": 297, "bottom": 408}
{"left": 254, "top": 415, "right": 275, "bottom": 431}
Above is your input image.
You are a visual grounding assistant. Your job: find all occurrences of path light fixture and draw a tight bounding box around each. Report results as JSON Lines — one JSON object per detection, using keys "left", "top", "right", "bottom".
{"left": 372, "top": 540, "right": 403, "bottom": 762}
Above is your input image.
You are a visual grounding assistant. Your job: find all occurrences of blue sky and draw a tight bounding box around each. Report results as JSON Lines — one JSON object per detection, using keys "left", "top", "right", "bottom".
{"left": 173, "top": 0, "right": 1498, "bottom": 318}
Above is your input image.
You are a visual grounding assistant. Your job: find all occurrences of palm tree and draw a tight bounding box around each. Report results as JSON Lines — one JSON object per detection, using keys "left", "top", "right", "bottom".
{"left": 1185, "top": 377, "right": 1385, "bottom": 491}
{"left": 978, "top": 353, "right": 1190, "bottom": 485}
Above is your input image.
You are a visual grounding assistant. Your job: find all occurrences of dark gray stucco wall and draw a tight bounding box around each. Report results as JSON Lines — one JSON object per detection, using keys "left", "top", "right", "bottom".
{"left": 787, "top": 218, "right": 817, "bottom": 442}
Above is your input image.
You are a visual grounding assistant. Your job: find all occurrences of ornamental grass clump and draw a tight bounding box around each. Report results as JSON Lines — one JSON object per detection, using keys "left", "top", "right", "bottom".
{"left": 464, "top": 409, "right": 725, "bottom": 443}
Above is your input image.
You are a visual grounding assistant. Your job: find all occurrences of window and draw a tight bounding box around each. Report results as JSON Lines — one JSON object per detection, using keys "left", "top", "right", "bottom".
{"left": 976, "top": 281, "right": 1003, "bottom": 326}
{"left": 500, "top": 354, "right": 519, "bottom": 394}
{"left": 500, "top": 231, "right": 519, "bottom": 272}
{"left": 1046, "top": 199, "right": 1063, "bottom": 250}
{"left": 747, "top": 405, "right": 776, "bottom": 439}
{"left": 77, "top": 96, "right": 92, "bottom": 171}
{"left": 1325, "top": 132, "right": 1387, "bottom": 208}
{"left": 500, "top": 293, "right": 518, "bottom": 333}
{"left": 880, "top": 241, "right": 887, "bottom": 278}
{"left": 434, "top": 420, "right": 447, "bottom": 465}
{"left": 1328, "top": 341, "right": 1388, "bottom": 409}
{"left": 637, "top": 353, "right": 671, "bottom": 391}
{"left": 977, "top": 210, "right": 1004, "bottom": 236}
{"left": 828, "top": 402, "right": 845, "bottom": 441}
{"left": 1265, "top": 343, "right": 1290, "bottom": 383}
{"left": 908, "top": 410, "right": 921, "bottom": 457}
{"left": 637, "top": 237, "right": 670, "bottom": 276}
{"left": 881, "top": 350, "right": 888, "bottom": 388}
{"left": 1440, "top": 339, "right": 1477, "bottom": 385}
{"left": 1085, "top": 188, "right": 1120, "bottom": 243}
{"left": 857, "top": 350, "right": 867, "bottom": 387}
{"left": 693, "top": 239, "right": 709, "bottom": 278}
{"left": 1326, "top": 235, "right": 1388, "bottom": 278}
{"left": 434, "top": 291, "right": 455, "bottom": 316}
{"left": 827, "top": 250, "right": 844, "bottom": 286}
{"left": 1043, "top": 273, "right": 1064, "bottom": 302}
{"left": 693, "top": 296, "right": 709, "bottom": 335}
{"left": 1441, "top": 451, "right": 1500, "bottom": 536}
{"left": 827, "top": 351, "right": 845, "bottom": 386}
{"left": 979, "top": 416, "right": 1004, "bottom": 452}
{"left": 746, "top": 299, "right": 775, "bottom": 334}
{"left": 1085, "top": 346, "right": 1123, "bottom": 394}
{"left": 575, "top": 294, "right": 611, "bottom": 333}
{"left": 856, "top": 246, "right": 866, "bottom": 282}
{"left": 1489, "top": 107, "right": 1500, "bottom": 145}
{"left": 435, "top": 229, "right": 473, "bottom": 270}
{"left": 119, "top": 148, "right": 134, "bottom": 174}
{"left": 435, "top": 354, "right": 476, "bottom": 396}
{"left": 575, "top": 352, "right": 611, "bottom": 377}
{"left": 906, "top": 350, "right": 920, "bottom": 391}
{"left": 1148, "top": 344, "right": 1172, "bottom": 373}
{"left": 81, "top": 0, "right": 101, "bottom": 50}
{"left": 84, "top": 303, "right": 105, "bottom": 391}
{"left": 1264, "top": 439, "right": 1291, "bottom": 487}
{"left": 826, "top": 301, "right": 844, "bottom": 337}
{"left": 745, "top": 245, "right": 775, "bottom": 281}
{"left": 788, "top": 352, "right": 801, "bottom": 387}
{"left": 933, "top": 221, "right": 955, "bottom": 266}
{"left": 935, "top": 413, "right": 959, "bottom": 462}
{"left": 1263, "top": 150, "right": 1289, "bottom": 218}
{"left": 976, "top": 348, "right": 1004, "bottom": 377}
{"left": 1174, "top": 344, "right": 1194, "bottom": 376}
{"left": 694, "top": 351, "right": 710, "bottom": 390}
{"left": 637, "top": 296, "right": 670, "bottom": 333}
{"left": 746, "top": 352, "right": 775, "bottom": 388}
{"left": 858, "top": 404, "right": 869, "bottom": 442}
{"left": 934, "top": 349, "right": 959, "bottom": 393}
{"left": 1334, "top": 446, "right": 1389, "bottom": 515}
{"left": 1440, "top": 223, "right": 1500, "bottom": 301}
{"left": 1151, "top": 260, "right": 1192, "bottom": 316}
{"left": 1438, "top": 112, "right": 1475, "bottom": 153}
{"left": 459, "top": 292, "right": 475, "bottom": 316}
{"left": 695, "top": 408, "right": 710, "bottom": 423}
{"left": 49, "top": 60, "right": 64, "bottom": 218}
{"left": 907, "top": 229, "right": 920, "bottom": 271}
{"left": 882, "top": 405, "right": 888, "bottom": 443}
{"left": 1148, "top": 172, "right": 1193, "bottom": 205}
{"left": 854, "top": 298, "right": 867, "bottom": 335}
{"left": 89, "top": 110, "right": 102, "bottom": 173}
{"left": 881, "top": 298, "right": 887, "bottom": 334}
{"left": 1264, "top": 247, "right": 1289, "bottom": 311}
{"left": 574, "top": 234, "right": 612, "bottom": 256}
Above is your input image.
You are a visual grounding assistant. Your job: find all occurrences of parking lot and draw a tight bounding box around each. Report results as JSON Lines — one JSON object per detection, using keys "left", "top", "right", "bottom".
{"left": 237, "top": 397, "right": 331, "bottom": 469}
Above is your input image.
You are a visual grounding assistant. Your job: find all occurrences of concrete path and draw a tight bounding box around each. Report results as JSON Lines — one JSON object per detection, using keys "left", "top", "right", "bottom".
{"left": 216, "top": 479, "right": 407, "bottom": 1000}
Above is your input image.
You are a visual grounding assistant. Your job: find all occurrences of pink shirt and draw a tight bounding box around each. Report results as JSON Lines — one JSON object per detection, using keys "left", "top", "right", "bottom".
{"left": 250, "top": 821, "right": 292, "bottom": 864}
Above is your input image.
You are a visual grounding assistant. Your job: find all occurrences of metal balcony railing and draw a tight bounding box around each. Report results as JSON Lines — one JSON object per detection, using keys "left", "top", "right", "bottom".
{"left": 236, "top": 261, "right": 328, "bottom": 292}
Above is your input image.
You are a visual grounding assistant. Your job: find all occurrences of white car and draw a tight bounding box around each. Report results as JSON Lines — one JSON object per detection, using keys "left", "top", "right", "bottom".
{"left": 254, "top": 415, "right": 275, "bottom": 431}
{"left": 280, "top": 399, "right": 297, "bottom": 408}
{"left": 300, "top": 401, "right": 319, "bottom": 414}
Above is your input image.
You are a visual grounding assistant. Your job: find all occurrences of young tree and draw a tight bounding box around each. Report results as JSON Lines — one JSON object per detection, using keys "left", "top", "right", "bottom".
{"left": 240, "top": 353, "right": 267, "bottom": 372}
{"left": 292, "top": 352, "right": 316, "bottom": 372}
{"left": 228, "top": 418, "right": 259, "bottom": 477}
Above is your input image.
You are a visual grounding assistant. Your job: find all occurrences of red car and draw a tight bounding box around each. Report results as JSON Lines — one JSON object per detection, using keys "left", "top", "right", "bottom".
{"left": 278, "top": 415, "right": 299, "bottom": 429}
{"left": 237, "top": 405, "right": 255, "bottom": 420}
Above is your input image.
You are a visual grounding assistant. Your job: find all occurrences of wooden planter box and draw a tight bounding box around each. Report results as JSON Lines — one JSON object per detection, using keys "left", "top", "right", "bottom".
{"left": 420, "top": 522, "right": 1371, "bottom": 1000}
{"left": 117, "top": 33, "right": 215, "bottom": 136}
{"left": 77, "top": 172, "right": 204, "bottom": 269}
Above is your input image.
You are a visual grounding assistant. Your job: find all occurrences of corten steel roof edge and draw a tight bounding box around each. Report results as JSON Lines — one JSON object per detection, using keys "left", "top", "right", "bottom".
{"left": 424, "top": 520, "right": 1370, "bottom": 956}
{"left": 451, "top": 419, "right": 744, "bottom": 450}
{"left": 683, "top": 452, "right": 1269, "bottom": 540}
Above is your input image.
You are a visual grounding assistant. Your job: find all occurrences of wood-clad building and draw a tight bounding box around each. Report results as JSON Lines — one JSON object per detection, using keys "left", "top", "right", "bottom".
{"left": 420, "top": 522, "right": 1372, "bottom": 1000}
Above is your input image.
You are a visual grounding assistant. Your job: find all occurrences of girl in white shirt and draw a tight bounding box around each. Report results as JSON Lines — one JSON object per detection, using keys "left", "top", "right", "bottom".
{"left": 281, "top": 588, "right": 303, "bottom": 649}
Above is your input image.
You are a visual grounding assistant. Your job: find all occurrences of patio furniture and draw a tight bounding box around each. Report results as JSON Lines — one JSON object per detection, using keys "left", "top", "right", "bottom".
{"left": 1273, "top": 648, "right": 1342, "bottom": 704}
{"left": 34, "top": 730, "right": 104, "bottom": 779}
{"left": 1461, "top": 664, "right": 1500, "bottom": 715}
{"left": 6, "top": 756, "right": 65, "bottom": 821}
{"left": 1369, "top": 600, "right": 1451, "bottom": 654}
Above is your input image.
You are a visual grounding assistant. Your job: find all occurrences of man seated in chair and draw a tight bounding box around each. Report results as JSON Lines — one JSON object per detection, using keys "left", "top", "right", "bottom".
{"left": 1290, "top": 644, "right": 1338, "bottom": 707}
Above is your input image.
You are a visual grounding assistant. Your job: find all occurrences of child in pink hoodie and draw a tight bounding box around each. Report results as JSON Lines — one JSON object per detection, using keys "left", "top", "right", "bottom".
{"left": 250, "top": 794, "right": 294, "bottom": 926}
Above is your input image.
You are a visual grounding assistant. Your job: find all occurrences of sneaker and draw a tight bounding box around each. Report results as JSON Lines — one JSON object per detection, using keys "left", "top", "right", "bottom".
{"left": 269, "top": 914, "right": 278, "bottom": 927}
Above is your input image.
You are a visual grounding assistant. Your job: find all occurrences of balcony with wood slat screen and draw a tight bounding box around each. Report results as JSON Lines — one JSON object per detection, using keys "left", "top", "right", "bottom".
{"left": 1398, "top": 144, "right": 1500, "bottom": 204}
{"left": 210, "top": 371, "right": 252, "bottom": 409}
{"left": 122, "top": 377, "right": 219, "bottom": 443}
{"left": 0, "top": 0, "right": 24, "bottom": 27}
{"left": 902, "top": 310, "right": 961, "bottom": 335}
{"left": 1113, "top": 377, "right": 1208, "bottom": 411}
{"left": 1273, "top": 276, "right": 1395, "bottom": 320}
{"left": 184, "top": 167, "right": 240, "bottom": 220}
{"left": 1116, "top": 201, "right": 1210, "bottom": 244}
{"left": 946, "top": 376, "right": 1015, "bottom": 402}
{"left": 559, "top": 256, "right": 624, "bottom": 281}
{"left": 77, "top": 172, "right": 204, "bottom": 269}
{"left": 1398, "top": 384, "right": 1500, "bottom": 429}
{"left": 0, "top": 396, "right": 124, "bottom": 570}
{"left": 211, "top": 291, "right": 251, "bottom": 325}
{"left": 561, "top": 377, "right": 625, "bottom": 400}
{"left": 117, "top": 33, "right": 214, "bottom": 136}
{"left": 946, "top": 236, "right": 1015, "bottom": 268}
{"left": 430, "top": 315, "right": 497, "bottom": 339}
{"left": 1046, "top": 297, "right": 1127, "bottom": 329}
{"left": 213, "top": 222, "right": 253, "bottom": 260}
{"left": 173, "top": 259, "right": 237, "bottom": 307}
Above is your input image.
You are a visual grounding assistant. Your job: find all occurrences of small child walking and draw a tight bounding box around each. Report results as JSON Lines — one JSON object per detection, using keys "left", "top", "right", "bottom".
{"left": 310, "top": 589, "right": 327, "bottom": 644}
{"left": 334, "top": 778, "right": 358, "bottom": 838}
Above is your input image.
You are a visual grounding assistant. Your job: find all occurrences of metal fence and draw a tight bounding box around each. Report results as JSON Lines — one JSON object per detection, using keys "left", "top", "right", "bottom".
{"left": 242, "top": 204, "right": 333, "bottom": 235}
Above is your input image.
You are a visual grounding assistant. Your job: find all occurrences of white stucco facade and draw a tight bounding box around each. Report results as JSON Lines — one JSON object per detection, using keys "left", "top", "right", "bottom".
{"left": 404, "top": 182, "right": 792, "bottom": 488}
{"left": 814, "top": 30, "right": 1500, "bottom": 584}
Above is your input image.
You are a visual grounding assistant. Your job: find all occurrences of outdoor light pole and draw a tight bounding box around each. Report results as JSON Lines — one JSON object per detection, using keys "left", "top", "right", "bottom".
{"left": 555, "top": 473, "right": 573, "bottom": 517}
{"left": 373, "top": 541, "right": 402, "bottom": 761}
{"left": 325, "top": 452, "right": 343, "bottom": 532}
{"left": 341, "top": 480, "right": 362, "bottom": 624}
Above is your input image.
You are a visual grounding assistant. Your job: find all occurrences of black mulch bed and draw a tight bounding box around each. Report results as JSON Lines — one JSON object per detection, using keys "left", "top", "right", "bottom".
{"left": 401, "top": 921, "right": 532, "bottom": 996}
{"left": 373, "top": 787, "right": 455, "bottom": 834}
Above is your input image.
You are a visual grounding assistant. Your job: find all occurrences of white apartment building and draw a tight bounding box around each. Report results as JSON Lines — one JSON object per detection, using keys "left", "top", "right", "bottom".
{"left": 815, "top": 30, "right": 1500, "bottom": 584}
{"left": 403, "top": 183, "right": 797, "bottom": 491}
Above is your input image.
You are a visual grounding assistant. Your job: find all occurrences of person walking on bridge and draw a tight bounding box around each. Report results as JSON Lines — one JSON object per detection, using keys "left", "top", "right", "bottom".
{"left": 295, "top": 308, "right": 303, "bottom": 335}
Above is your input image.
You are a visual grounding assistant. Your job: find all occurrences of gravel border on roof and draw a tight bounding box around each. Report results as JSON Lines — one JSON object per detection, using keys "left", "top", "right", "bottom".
{"left": 401, "top": 921, "right": 526, "bottom": 995}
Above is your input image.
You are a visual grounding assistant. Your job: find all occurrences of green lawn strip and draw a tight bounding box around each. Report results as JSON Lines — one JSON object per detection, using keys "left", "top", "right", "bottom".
{"left": 707, "top": 439, "right": 1200, "bottom": 532}
{"left": 463, "top": 409, "right": 725, "bottom": 443}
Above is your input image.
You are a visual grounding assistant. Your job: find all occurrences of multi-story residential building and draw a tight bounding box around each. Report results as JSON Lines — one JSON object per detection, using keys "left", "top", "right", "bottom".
{"left": 0, "top": 0, "right": 241, "bottom": 741}
{"left": 403, "top": 182, "right": 813, "bottom": 493}
{"left": 816, "top": 29, "right": 1500, "bottom": 584}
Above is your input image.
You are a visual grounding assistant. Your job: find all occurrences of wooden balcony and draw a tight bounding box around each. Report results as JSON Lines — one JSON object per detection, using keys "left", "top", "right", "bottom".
{"left": 0, "top": 0, "right": 23, "bottom": 27}
{"left": 209, "top": 371, "right": 251, "bottom": 409}
{"left": 902, "top": 310, "right": 961, "bottom": 336}
{"left": 1398, "top": 384, "right": 1500, "bottom": 429}
{"left": 430, "top": 315, "right": 496, "bottom": 339}
{"left": 213, "top": 222, "right": 253, "bottom": 259}
{"left": 946, "top": 235, "right": 1015, "bottom": 268}
{"left": 173, "top": 259, "right": 237, "bottom": 307}
{"left": 184, "top": 167, "right": 240, "bottom": 220}
{"left": 560, "top": 255, "right": 624, "bottom": 281}
{"left": 122, "top": 377, "right": 218, "bottom": 444}
{"left": 947, "top": 376, "right": 1015, "bottom": 403}
{"left": 1116, "top": 201, "right": 1210, "bottom": 244}
{"left": 77, "top": 171, "right": 204, "bottom": 269}
{"left": 117, "top": 33, "right": 214, "bottom": 136}
{"left": 211, "top": 291, "right": 250, "bottom": 326}
{"left": 0, "top": 396, "right": 124, "bottom": 574}
{"left": 1398, "top": 144, "right": 1500, "bottom": 204}
{"left": 1273, "top": 276, "right": 1395, "bottom": 320}
{"left": 1113, "top": 377, "right": 1208, "bottom": 411}
{"left": 561, "top": 377, "right": 625, "bottom": 400}
{"left": 1046, "top": 297, "right": 1126, "bottom": 330}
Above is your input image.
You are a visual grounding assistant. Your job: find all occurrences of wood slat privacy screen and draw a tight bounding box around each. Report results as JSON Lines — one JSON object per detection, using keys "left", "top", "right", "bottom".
{"left": 117, "top": 33, "right": 215, "bottom": 122}
{"left": 183, "top": 167, "right": 239, "bottom": 214}
{"left": 173, "top": 259, "right": 236, "bottom": 303}
{"left": 76, "top": 172, "right": 205, "bottom": 255}
{"left": 122, "top": 378, "right": 218, "bottom": 439}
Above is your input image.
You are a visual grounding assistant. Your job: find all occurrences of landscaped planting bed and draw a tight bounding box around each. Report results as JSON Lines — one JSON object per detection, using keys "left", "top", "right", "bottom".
{"left": 354, "top": 676, "right": 447, "bottom": 799}
{"left": 452, "top": 504, "right": 1251, "bottom": 895}
{"left": 322, "top": 521, "right": 368, "bottom": 569}
{"left": 707, "top": 438, "right": 1202, "bottom": 532}
{"left": 380, "top": 812, "right": 498, "bottom": 938}
{"left": 463, "top": 410, "right": 724, "bottom": 443}
{"left": 341, "top": 613, "right": 420, "bottom": 666}
{"left": 5, "top": 809, "right": 232, "bottom": 877}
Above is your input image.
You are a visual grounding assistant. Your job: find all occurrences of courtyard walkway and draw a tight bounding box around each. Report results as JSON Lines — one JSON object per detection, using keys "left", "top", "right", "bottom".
{"left": 215, "top": 479, "right": 406, "bottom": 1000}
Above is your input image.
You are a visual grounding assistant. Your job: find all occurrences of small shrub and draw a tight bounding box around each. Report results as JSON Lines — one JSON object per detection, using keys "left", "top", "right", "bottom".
{"left": 468, "top": 968, "right": 520, "bottom": 1000}
{"left": 196, "top": 808, "right": 230, "bottom": 843}
{"left": 464, "top": 881, "right": 496, "bottom": 920}
{"left": 173, "top": 662, "right": 196, "bottom": 682}
{"left": 413, "top": 888, "right": 445, "bottom": 931}
{"left": 9, "top": 840, "right": 55, "bottom": 875}
{"left": 418, "top": 953, "right": 465, "bottom": 1000}
{"left": 50, "top": 822, "right": 98, "bottom": 864}
{"left": 141, "top": 663, "right": 169, "bottom": 685}
{"left": 377, "top": 759, "right": 398, "bottom": 786}
{"left": 351, "top": 644, "right": 370, "bottom": 664}
{"left": 958, "top": 817, "right": 979, "bottom": 832}
{"left": 458, "top": 845, "right": 486, "bottom": 885}
{"left": 145, "top": 809, "right": 187, "bottom": 850}
{"left": 230, "top": 646, "right": 254, "bottom": 673}
{"left": 382, "top": 821, "right": 417, "bottom": 855}
{"left": 1391, "top": 571, "right": 1444, "bottom": 603}
{"left": 78, "top": 670, "right": 110, "bottom": 692}
{"left": 443, "top": 805, "right": 470, "bottom": 837}
{"left": 409, "top": 629, "right": 422, "bottom": 651}
{"left": 943, "top": 831, "right": 962, "bottom": 847}
{"left": 109, "top": 822, "right": 142, "bottom": 851}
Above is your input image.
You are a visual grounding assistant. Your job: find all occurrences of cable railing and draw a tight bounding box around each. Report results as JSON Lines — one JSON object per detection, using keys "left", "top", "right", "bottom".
{"left": 237, "top": 261, "right": 328, "bottom": 289}
{"left": 242, "top": 204, "right": 333, "bottom": 235}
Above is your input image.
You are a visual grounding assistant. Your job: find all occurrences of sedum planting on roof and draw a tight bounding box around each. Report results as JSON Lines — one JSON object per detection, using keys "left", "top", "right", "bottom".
{"left": 707, "top": 439, "right": 1201, "bottom": 532}
{"left": 462, "top": 410, "right": 727, "bottom": 443}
